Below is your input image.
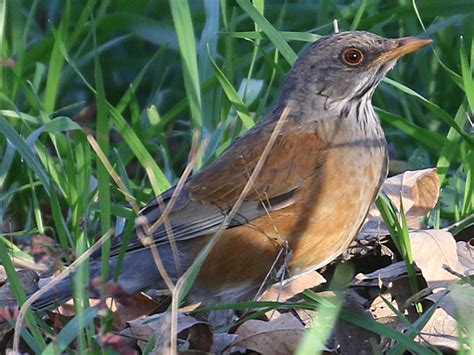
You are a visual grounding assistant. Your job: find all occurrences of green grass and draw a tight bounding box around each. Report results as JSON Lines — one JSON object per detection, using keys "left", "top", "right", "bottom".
{"left": 0, "top": 0, "right": 473, "bottom": 353}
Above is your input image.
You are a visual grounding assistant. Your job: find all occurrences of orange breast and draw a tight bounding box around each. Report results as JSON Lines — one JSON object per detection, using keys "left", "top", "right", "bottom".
{"left": 195, "top": 137, "right": 386, "bottom": 298}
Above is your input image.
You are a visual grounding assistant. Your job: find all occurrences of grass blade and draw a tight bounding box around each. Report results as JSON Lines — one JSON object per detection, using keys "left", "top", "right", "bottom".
{"left": 168, "top": 0, "right": 203, "bottom": 129}
{"left": 237, "top": 0, "right": 297, "bottom": 65}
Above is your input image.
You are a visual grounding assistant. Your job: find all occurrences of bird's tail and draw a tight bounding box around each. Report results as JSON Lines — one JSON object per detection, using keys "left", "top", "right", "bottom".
{"left": 31, "top": 261, "right": 103, "bottom": 310}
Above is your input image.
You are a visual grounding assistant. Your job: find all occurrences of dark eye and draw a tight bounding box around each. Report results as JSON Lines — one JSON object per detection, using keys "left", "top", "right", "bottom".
{"left": 342, "top": 48, "right": 364, "bottom": 65}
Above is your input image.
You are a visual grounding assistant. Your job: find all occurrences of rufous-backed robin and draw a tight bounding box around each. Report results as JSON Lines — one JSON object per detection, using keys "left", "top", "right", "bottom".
{"left": 31, "top": 31, "right": 431, "bottom": 308}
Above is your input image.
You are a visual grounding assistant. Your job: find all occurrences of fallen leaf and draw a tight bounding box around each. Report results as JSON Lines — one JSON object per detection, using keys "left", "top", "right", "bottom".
{"left": 295, "top": 308, "right": 318, "bottom": 328}
{"left": 353, "top": 261, "right": 407, "bottom": 287}
{"left": 112, "top": 292, "right": 160, "bottom": 329}
{"left": 232, "top": 312, "right": 305, "bottom": 354}
{"left": 362, "top": 169, "right": 440, "bottom": 237}
{"left": 211, "top": 333, "right": 238, "bottom": 354}
{"left": 377, "top": 168, "right": 440, "bottom": 218}
{"left": 419, "top": 306, "right": 459, "bottom": 351}
{"left": 410, "top": 230, "right": 465, "bottom": 295}
{"left": 127, "top": 312, "right": 212, "bottom": 353}
{"left": 457, "top": 239, "right": 474, "bottom": 271}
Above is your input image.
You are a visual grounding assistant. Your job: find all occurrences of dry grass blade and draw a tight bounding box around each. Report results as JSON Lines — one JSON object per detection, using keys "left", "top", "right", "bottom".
{"left": 87, "top": 133, "right": 141, "bottom": 215}
{"left": 136, "top": 131, "right": 208, "bottom": 291}
{"left": 167, "top": 102, "right": 294, "bottom": 353}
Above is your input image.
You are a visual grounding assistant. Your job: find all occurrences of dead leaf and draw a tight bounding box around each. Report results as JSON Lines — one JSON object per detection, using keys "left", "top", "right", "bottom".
{"left": 125, "top": 317, "right": 154, "bottom": 351}
{"left": 457, "top": 239, "right": 474, "bottom": 271}
{"left": 362, "top": 169, "right": 440, "bottom": 236}
{"left": 211, "top": 333, "right": 238, "bottom": 354}
{"left": 112, "top": 292, "right": 160, "bottom": 329}
{"left": 379, "top": 168, "right": 439, "bottom": 217}
{"left": 368, "top": 279, "right": 417, "bottom": 352}
{"left": 260, "top": 271, "right": 326, "bottom": 302}
{"left": 231, "top": 312, "right": 305, "bottom": 354}
{"left": 419, "top": 306, "right": 459, "bottom": 351}
{"left": 410, "top": 230, "right": 465, "bottom": 295}
{"left": 353, "top": 261, "right": 407, "bottom": 287}
{"left": 295, "top": 308, "right": 318, "bottom": 328}
{"left": 127, "top": 312, "right": 212, "bottom": 353}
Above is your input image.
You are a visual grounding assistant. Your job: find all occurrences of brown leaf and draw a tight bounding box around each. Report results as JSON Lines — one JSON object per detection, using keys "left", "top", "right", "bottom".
{"left": 410, "top": 229, "right": 474, "bottom": 348}
{"left": 112, "top": 292, "right": 160, "bottom": 329}
{"left": 127, "top": 312, "right": 212, "bottom": 353}
{"left": 410, "top": 230, "right": 465, "bottom": 293}
{"left": 381, "top": 168, "right": 440, "bottom": 217}
{"left": 362, "top": 169, "right": 440, "bottom": 237}
{"left": 419, "top": 306, "right": 459, "bottom": 351}
{"left": 232, "top": 312, "right": 305, "bottom": 354}
{"left": 368, "top": 278, "right": 418, "bottom": 352}
{"left": 457, "top": 239, "right": 474, "bottom": 271}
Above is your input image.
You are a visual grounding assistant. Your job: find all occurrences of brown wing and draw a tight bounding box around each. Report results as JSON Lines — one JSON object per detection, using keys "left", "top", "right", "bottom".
{"left": 187, "top": 119, "right": 329, "bottom": 208}
{"left": 106, "top": 120, "right": 329, "bottom": 256}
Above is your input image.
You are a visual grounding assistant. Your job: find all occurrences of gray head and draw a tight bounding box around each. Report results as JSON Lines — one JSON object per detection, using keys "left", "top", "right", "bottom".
{"left": 281, "top": 31, "right": 431, "bottom": 107}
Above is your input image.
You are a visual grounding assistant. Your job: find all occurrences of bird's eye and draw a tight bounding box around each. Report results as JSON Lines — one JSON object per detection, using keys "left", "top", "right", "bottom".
{"left": 342, "top": 48, "right": 364, "bottom": 65}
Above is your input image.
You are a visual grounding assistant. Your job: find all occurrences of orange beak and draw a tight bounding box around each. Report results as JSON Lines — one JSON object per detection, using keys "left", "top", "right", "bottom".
{"left": 374, "top": 36, "right": 432, "bottom": 64}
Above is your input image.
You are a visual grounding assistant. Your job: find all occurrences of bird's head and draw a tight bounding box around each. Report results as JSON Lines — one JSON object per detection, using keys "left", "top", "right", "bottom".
{"left": 282, "top": 31, "right": 432, "bottom": 108}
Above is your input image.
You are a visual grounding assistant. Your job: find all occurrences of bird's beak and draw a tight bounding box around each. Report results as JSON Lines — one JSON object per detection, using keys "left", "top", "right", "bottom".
{"left": 374, "top": 37, "right": 432, "bottom": 64}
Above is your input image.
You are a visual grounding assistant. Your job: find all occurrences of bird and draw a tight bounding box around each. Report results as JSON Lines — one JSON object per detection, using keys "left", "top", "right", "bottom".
{"left": 27, "top": 31, "right": 431, "bottom": 309}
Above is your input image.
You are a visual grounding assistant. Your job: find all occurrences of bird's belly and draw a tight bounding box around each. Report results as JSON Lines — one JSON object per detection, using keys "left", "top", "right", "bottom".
{"left": 286, "top": 143, "right": 386, "bottom": 273}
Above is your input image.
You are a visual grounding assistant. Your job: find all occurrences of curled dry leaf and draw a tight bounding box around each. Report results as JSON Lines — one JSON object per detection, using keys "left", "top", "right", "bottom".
{"left": 410, "top": 231, "right": 473, "bottom": 351}
{"left": 260, "top": 271, "right": 325, "bottom": 321}
{"left": 380, "top": 168, "right": 440, "bottom": 217}
{"left": 362, "top": 169, "right": 440, "bottom": 237}
{"left": 231, "top": 312, "right": 305, "bottom": 354}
